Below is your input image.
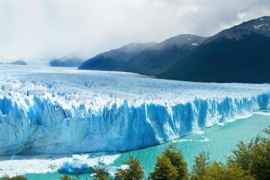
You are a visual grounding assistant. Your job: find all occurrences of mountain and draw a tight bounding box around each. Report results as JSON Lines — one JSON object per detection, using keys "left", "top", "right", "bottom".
{"left": 80, "top": 16, "right": 270, "bottom": 83}
{"left": 79, "top": 35, "right": 206, "bottom": 75}
{"left": 119, "top": 42, "right": 157, "bottom": 53}
{"left": 50, "top": 55, "right": 84, "bottom": 67}
{"left": 158, "top": 16, "right": 270, "bottom": 83}
{"left": 9, "top": 60, "right": 27, "bottom": 65}
{"left": 79, "top": 42, "right": 157, "bottom": 72}
{"left": 126, "top": 34, "right": 206, "bottom": 75}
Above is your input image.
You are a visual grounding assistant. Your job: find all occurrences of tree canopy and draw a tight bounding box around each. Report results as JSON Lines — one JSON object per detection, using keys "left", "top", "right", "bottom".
{"left": 114, "top": 155, "right": 144, "bottom": 180}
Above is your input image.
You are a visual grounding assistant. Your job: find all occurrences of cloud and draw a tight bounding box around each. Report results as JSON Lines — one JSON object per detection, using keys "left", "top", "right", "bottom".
{"left": 0, "top": 0, "right": 270, "bottom": 63}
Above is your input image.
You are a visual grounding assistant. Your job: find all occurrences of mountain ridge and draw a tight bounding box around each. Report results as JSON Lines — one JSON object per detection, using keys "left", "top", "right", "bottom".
{"left": 50, "top": 55, "right": 84, "bottom": 67}
{"left": 79, "top": 16, "right": 270, "bottom": 83}
{"left": 79, "top": 34, "right": 206, "bottom": 75}
{"left": 158, "top": 16, "right": 270, "bottom": 83}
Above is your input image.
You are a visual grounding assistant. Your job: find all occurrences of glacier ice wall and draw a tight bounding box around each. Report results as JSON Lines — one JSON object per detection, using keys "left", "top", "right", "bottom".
{"left": 0, "top": 66, "right": 270, "bottom": 155}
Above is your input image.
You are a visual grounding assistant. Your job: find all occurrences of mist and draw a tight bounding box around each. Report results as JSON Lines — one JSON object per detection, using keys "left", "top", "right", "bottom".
{"left": 1, "top": 0, "right": 270, "bottom": 63}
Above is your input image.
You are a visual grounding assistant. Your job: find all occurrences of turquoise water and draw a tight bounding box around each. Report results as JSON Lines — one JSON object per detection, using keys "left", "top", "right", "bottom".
{"left": 24, "top": 112, "right": 270, "bottom": 180}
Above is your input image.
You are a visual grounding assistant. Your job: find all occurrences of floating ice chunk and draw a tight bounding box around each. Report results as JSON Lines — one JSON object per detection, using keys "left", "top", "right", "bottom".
{"left": 217, "top": 122, "right": 225, "bottom": 126}
{"left": 0, "top": 153, "right": 120, "bottom": 177}
{"left": 199, "top": 138, "right": 210, "bottom": 142}
{"left": 58, "top": 154, "right": 94, "bottom": 174}
{"left": 58, "top": 162, "right": 90, "bottom": 174}
{"left": 58, "top": 156, "right": 91, "bottom": 174}
{"left": 172, "top": 139, "right": 193, "bottom": 143}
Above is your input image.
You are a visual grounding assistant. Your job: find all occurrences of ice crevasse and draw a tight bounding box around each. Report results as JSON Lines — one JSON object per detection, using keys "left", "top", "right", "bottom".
{"left": 0, "top": 68, "right": 270, "bottom": 155}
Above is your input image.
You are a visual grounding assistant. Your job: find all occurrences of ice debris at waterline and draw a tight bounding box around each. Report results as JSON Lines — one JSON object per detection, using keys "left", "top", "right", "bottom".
{"left": 0, "top": 65, "right": 270, "bottom": 155}
{"left": 58, "top": 155, "right": 91, "bottom": 175}
{"left": 0, "top": 153, "right": 120, "bottom": 177}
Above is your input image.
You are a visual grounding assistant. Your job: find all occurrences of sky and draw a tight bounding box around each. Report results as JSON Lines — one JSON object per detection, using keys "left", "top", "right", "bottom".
{"left": 0, "top": 0, "right": 270, "bottom": 63}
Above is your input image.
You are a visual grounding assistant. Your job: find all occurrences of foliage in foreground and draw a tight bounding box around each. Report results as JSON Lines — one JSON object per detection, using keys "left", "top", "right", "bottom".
{"left": 60, "top": 174, "right": 81, "bottom": 180}
{"left": 0, "top": 176, "right": 27, "bottom": 180}
{"left": 3, "top": 126, "right": 270, "bottom": 180}
{"left": 150, "top": 143, "right": 188, "bottom": 180}
{"left": 93, "top": 161, "right": 110, "bottom": 180}
{"left": 150, "top": 154, "right": 178, "bottom": 180}
{"left": 114, "top": 155, "right": 144, "bottom": 180}
{"left": 190, "top": 152, "right": 254, "bottom": 180}
{"left": 228, "top": 126, "right": 270, "bottom": 180}
{"left": 60, "top": 175, "right": 73, "bottom": 180}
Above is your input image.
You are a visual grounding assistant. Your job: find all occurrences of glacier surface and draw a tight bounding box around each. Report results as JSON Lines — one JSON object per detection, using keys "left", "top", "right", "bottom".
{"left": 0, "top": 65, "right": 270, "bottom": 155}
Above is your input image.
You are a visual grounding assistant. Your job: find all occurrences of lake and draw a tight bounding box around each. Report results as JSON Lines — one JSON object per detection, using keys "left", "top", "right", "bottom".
{"left": 19, "top": 111, "right": 270, "bottom": 180}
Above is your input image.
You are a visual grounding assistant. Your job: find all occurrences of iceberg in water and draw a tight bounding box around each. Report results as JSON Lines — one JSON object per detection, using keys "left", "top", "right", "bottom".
{"left": 0, "top": 65, "right": 270, "bottom": 155}
{"left": 58, "top": 155, "right": 91, "bottom": 174}
{"left": 58, "top": 161, "right": 90, "bottom": 175}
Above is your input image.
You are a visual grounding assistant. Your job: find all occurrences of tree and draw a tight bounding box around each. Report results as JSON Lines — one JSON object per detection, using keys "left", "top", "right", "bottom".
{"left": 190, "top": 152, "right": 210, "bottom": 180}
{"left": 191, "top": 152, "right": 254, "bottom": 180}
{"left": 1, "top": 176, "right": 27, "bottom": 180}
{"left": 114, "top": 155, "right": 144, "bottom": 180}
{"left": 60, "top": 174, "right": 81, "bottom": 180}
{"left": 150, "top": 154, "right": 178, "bottom": 180}
{"left": 162, "top": 143, "right": 188, "bottom": 179}
{"left": 60, "top": 175, "right": 72, "bottom": 180}
{"left": 229, "top": 126, "right": 270, "bottom": 180}
{"left": 203, "top": 162, "right": 254, "bottom": 180}
{"left": 93, "top": 161, "right": 110, "bottom": 180}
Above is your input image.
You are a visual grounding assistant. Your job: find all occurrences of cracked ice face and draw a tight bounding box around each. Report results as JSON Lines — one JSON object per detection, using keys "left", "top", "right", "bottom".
{"left": 0, "top": 65, "right": 270, "bottom": 155}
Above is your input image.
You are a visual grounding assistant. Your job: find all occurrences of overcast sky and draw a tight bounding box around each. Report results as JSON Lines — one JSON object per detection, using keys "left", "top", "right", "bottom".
{"left": 1, "top": 0, "right": 270, "bottom": 63}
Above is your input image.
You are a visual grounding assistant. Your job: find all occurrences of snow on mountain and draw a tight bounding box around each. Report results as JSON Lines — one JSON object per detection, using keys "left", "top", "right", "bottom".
{"left": 207, "top": 16, "right": 270, "bottom": 41}
{"left": 149, "top": 34, "right": 205, "bottom": 50}
{"left": 253, "top": 24, "right": 265, "bottom": 30}
{"left": 0, "top": 65, "right": 270, "bottom": 155}
{"left": 8, "top": 60, "right": 27, "bottom": 65}
{"left": 49, "top": 55, "right": 84, "bottom": 67}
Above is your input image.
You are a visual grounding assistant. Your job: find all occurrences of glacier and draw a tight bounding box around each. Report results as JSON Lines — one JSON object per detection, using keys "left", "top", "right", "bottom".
{"left": 0, "top": 65, "right": 270, "bottom": 155}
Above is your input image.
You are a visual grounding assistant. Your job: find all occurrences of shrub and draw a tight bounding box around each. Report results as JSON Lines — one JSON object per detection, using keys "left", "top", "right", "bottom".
{"left": 229, "top": 126, "right": 270, "bottom": 180}
{"left": 1, "top": 176, "right": 27, "bottom": 180}
{"left": 150, "top": 154, "right": 178, "bottom": 180}
{"left": 114, "top": 155, "right": 144, "bottom": 180}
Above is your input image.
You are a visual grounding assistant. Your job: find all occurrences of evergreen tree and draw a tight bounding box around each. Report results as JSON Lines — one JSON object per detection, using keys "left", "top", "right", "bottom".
{"left": 190, "top": 152, "right": 210, "bottom": 180}
{"left": 191, "top": 152, "right": 254, "bottom": 180}
{"left": 229, "top": 126, "right": 270, "bottom": 180}
{"left": 150, "top": 154, "right": 178, "bottom": 180}
{"left": 114, "top": 155, "right": 144, "bottom": 180}
{"left": 1, "top": 176, "right": 27, "bottom": 180}
{"left": 59, "top": 174, "right": 81, "bottom": 180}
{"left": 162, "top": 143, "right": 188, "bottom": 179}
{"left": 93, "top": 161, "right": 110, "bottom": 180}
{"left": 60, "top": 175, "right": 72, "bottom": 180}
{"left": 203, "top": 162, "right": 254, "bottom": 180}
